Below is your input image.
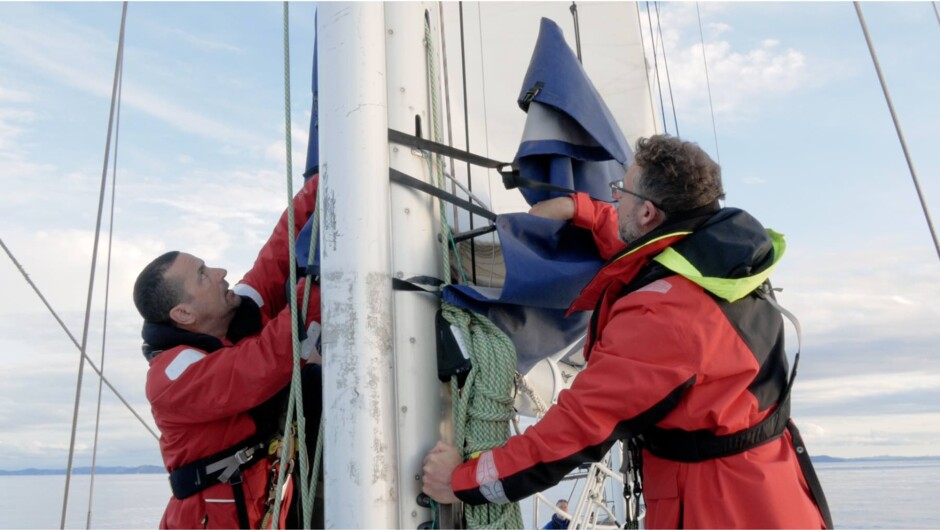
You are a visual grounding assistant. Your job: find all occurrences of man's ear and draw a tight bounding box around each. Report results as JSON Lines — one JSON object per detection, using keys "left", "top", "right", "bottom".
{"left": 639, "top": 200, "right": 665, "bottom": 230}
{"left": 169, "top": 304, "right": 195, "bottom": 327}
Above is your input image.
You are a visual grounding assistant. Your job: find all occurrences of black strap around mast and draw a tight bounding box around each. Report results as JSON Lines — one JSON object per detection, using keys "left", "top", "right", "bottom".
{"left": 388, "top": 128, "right": 608, "bottom": 203}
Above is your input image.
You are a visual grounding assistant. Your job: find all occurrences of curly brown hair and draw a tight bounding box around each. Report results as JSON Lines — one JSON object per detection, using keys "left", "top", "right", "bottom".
{"left": 633, "top": 135, "right": 724, "bottom": 214}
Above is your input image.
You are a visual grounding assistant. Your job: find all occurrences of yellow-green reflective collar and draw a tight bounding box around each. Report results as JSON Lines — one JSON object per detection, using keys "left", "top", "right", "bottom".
{"left": 611, "top": 231, "right": 693, "bottom": 264}
{"left": 652, "top": 229, "right": 786, "bottom": 302}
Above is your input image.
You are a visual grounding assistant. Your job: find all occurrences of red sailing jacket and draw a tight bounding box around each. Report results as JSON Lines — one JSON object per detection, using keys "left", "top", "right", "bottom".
{"left": 451, "top": 194, "right": 828, "bottom": 528}
{"left": 145, "top": 176, "right": 320, "bottom": 529}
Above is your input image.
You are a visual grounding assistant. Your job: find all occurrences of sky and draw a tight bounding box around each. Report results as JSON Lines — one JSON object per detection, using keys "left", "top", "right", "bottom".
{"left": 0, "top": 0, "right": 938, "bottom": 485}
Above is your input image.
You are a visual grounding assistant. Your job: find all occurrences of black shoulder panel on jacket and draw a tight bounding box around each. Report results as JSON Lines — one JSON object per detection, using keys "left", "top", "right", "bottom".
{"left": 714, "top": 293, "right": 788, "bottom": 411}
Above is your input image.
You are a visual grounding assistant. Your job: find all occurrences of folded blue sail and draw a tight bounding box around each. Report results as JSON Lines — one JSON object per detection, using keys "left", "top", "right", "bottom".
{"left": 443, "top": 213, "right": 602, "bottom": 372}
{"left": 448, "top": 214, "right": 603, "bottom": 309}
{"left": 297, "top": 12, "right": 320, "bottom": 272}
{"left": 514, "top": 17, "right": 632, "bottom": 206}
{"left": 443, "top": 17, "right": 636, "bottom": 371}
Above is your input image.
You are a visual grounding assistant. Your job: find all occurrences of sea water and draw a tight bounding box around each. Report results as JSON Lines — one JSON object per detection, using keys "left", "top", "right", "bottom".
{"left": 1, "top": 459, "right": 938, "bottom": 528}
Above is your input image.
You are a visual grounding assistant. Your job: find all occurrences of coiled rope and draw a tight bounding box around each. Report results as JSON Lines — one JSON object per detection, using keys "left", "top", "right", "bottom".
{"left": 443, "top": 305, "right": 524, "bottom": 529}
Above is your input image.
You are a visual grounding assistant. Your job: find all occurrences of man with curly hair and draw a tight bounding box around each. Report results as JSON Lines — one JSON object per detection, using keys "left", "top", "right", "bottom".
{"left": 423, "top": 135, "right": 832, "bottom": 528}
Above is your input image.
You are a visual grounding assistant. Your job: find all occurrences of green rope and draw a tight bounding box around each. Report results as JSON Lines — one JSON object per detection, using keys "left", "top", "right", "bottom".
{"left": 426, "top": 13, "right": 521, "bottom": 529}
{"left": 300, "top": 183, "right": 324, "bottom": 527}
{"left": 272, "top": 2, "right": 312, "bottom": 528}
{"left": 443, "top": 303, "right": 524, "bottom": 529}
{"left": 425, "top": 17, "right": 451, "bottom": 284}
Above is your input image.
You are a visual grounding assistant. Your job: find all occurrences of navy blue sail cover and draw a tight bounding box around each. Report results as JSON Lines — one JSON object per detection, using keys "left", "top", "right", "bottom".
{"left": 439, "top": 18, "right": 634, "bottom": 370}
{"left": 447, "top": 214, "right": 603, "bottom": 310}
{"left": 514, "top": 17, "right": 631, "bottom": 206}
{"left": 443, "top": 213, "right": 603, "bottom": 372}
{"left": 296, "top": 14, "right": 320, "bottom": 272}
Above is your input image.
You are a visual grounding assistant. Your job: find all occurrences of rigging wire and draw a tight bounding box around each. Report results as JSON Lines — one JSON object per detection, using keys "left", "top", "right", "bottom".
{"left": 61, "top": 3, "right": 128, "bottom": 527}
{"left": 934, "top": 2, "right": 940, "bottom": 30}
{"left": 438, "top": 3, "right": 461, "bottom": 234}
{"left": 85, "top": 53, "right": 125, "bottom": 530}
{"left": 695, "top": 2, "right": 721, "bottom": 165}
{"left": 475, "top": 2, "right": 498, "bottom": 288}
{"left": 0, "top": 239, "right": 158, "bottom": 441}
{"left": 458, "top": 2, "right": 478, "bottom": 283}
{"left": 570, "top": 2, "right": 583, "bottom": 63}
{"left": 644, "top": 2, "right": 668, "bottom": 133}
{"left": 654, "top": 2, "right": 680, "bottom": 137}
{"left": 634, "top": 2, "right": 660, "bottom": 133}
{"left": 854, "top": 2, "right": 940, "bottom": 262}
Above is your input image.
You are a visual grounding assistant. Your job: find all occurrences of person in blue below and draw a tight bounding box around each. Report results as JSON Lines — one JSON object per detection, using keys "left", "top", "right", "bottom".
{"left": 543, "top": 499, "right": 570, "bottom": 529}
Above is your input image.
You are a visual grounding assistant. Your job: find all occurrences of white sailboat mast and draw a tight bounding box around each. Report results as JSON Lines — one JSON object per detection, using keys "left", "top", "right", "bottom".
{"left": 318, "top": 3, "right": 399, "bottom": 528}
{"left": 318, "top": 2, "right": 446, "bottom": 527}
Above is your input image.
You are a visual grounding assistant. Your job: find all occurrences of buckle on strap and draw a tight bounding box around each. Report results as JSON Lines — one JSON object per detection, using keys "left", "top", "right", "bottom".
{"left": 205, "top": 443, "right": 261, "bottom": 484}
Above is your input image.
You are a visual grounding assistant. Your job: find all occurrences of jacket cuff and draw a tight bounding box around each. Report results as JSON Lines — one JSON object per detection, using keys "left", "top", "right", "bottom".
{"left": 571, "top": 192, "right": 596, "bottom": 229}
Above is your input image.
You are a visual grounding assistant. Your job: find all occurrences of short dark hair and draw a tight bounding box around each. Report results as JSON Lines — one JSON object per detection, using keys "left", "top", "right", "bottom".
{"left": 133, "top": 251, "right": 184, "bottom": 323}
{"left": 633, "top": 135, "right": 725, "bottom": 214}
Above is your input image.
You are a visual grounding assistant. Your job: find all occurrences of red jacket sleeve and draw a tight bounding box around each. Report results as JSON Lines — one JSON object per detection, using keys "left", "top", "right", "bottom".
{"left": 571, "top": 192, "right": 624, "bottom": 260}
{"left": 235, "top": 175, "right": 320, "bottom": 320}
{"left": 145, "top": 303, "right": 317, "bottom": 424}
{"left": 450, "top": 286, "right": 698, "bottom": 505}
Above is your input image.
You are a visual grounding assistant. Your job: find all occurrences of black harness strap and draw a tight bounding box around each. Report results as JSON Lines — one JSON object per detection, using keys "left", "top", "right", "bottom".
{"left": 787, "top": 421, "right": 834, "bottom": 529}
{"left": 169, "top": 433, "right": 268, "bottom": 528}
{"left": 642, "top": 396, "right": 791, "bottom": 462}
{"left": 229, "top": 469, "right": 251, "bottom": 530}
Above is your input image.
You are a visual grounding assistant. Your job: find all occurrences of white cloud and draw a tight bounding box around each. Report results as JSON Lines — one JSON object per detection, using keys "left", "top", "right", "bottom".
{"left": 775, "top": 245, "right": 940, "bottom": 344}
{"left": 159, "top": 27, "right": 244, "bottom": 54}
{"left": 797, "top": 372, "right": 940, "bottom": 405}
{"left": 641, "top": 3, "right": 809, "bottom": 124}
{"left": 0, "top": 85, "right": 33, "bottom": 103}
{"left": 797, "top": 413, "right": 940, "bottom": 458}
{"left": 0, "top": 11, "right": 266, "bottom": 148}
{"left": 741, "top": 176, "right": 766, "bottom": 185}
{"left": 264, "top": 124, "right": 311, "bottom": 168}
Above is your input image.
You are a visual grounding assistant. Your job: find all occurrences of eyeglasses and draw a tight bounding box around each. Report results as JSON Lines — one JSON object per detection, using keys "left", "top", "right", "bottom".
{"left": 609, "top": 179, "right": 664, "bottom": 210}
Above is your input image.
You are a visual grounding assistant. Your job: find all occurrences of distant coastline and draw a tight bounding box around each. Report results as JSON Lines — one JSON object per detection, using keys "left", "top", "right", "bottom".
{"left": 2, "top": 455, "right": 939, "bottom": 475}
{"left": 811, "top": 455, "right": 940, "bottom": 464}
{"left": 0, "top": 465, "right": 164, "bottom": 476}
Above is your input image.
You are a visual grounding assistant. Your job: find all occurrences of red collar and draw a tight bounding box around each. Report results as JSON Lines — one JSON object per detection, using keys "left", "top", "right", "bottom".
{"left": 567, "top": 232, "right": 689, "bottom": 315}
